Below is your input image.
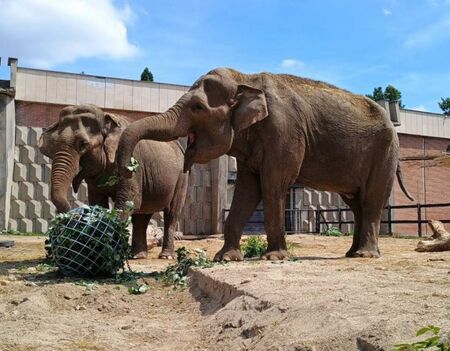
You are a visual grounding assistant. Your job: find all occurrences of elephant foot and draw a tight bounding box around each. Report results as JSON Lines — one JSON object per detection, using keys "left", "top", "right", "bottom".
{"left": 262, "top": 249, "right": 288, "bottom": 261}
{"left": 159, "top": 250, "right": 175, "bottom": 260}
{"left": 346, "top": 248, "right": 380, "bottom": 258}
{"left": 132, "top": 250, "right": 148, "bottom": 259}
{"left": 213, "top": 247, "right": 243, "bottom": 262}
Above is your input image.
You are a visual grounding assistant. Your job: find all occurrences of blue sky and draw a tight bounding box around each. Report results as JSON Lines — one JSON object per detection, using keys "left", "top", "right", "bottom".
{"left": 1, "top": 0, "right": 449, "bottom": 112}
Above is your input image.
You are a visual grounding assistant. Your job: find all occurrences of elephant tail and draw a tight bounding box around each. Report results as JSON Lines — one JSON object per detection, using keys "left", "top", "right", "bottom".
{"left": 396, "top": 163, "right": 415, "bottom": 201}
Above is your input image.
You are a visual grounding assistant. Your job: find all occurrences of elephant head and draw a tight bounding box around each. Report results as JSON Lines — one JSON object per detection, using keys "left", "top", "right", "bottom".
{"left": 116, "top": 68, "right": 268, "bottom": 176}
{"left": 38, "top": 105, "right": 125, "bottom": 212}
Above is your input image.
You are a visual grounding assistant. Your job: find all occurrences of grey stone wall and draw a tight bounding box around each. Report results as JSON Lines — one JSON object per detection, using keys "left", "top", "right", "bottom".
{"left": 7, "top": 126, "right": 213, "bottom": 235}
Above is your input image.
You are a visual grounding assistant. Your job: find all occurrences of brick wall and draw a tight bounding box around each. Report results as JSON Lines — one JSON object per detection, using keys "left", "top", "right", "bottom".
{"left": 394, "top": 134, "right": 450, "bottom": 235}
{"left": 16, "top": 101, "right": 154, "bottom": 127}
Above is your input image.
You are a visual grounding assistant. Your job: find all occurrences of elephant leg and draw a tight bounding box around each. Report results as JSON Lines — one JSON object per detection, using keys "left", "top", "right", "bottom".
{"left": 347, "top": 169, "right": 394, "bottom": 258}
{"left": 214, "top": 162, "right": 262, "bottom": 262}
{"left": 260, "top": 178, "right": 290, "bottom": 261}
{"left": 131, "top": 213, "right": 152, "bottom": 259}
{"left": 160, "top": 172, "right": 188, "bottom": 260}
{"left": 340, "top": 194, "right": 362, "bottom": 257}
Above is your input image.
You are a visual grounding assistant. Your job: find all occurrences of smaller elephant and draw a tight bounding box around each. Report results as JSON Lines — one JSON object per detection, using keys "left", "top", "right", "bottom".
{"left": 38, "top": 104, "right": 188, "bottom": 259}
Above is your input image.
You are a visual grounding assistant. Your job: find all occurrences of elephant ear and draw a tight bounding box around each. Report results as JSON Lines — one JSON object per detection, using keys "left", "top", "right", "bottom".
{"left": 103, "top": 113, "right": 124, "bottom": 165}
{"left": 37, "top": 121, "right": 60, "bottom": 158}
{"left": 231, "top": 84, "right": 268, "bottom": 133}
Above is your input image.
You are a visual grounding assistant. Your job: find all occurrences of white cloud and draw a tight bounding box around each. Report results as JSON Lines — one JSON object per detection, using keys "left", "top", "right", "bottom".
{"left": 0, "top": 0, "right": 138, "bottom": 68}
{"left": 404, "top": 15, "right": 450, "bottom": 49}
{"left": 412, "top": 105, "right": 427, "bottom": 112}
{"left": 280, "top": 59, "right": 305, "bottom": 71}
{"left": 383, "top": 9, "right": 392, "bottom": 16}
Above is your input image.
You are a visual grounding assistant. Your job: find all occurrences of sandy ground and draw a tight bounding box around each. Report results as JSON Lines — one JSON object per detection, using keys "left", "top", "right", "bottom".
{"left": 0, "top": 234, "right": 449, "bottom": 351}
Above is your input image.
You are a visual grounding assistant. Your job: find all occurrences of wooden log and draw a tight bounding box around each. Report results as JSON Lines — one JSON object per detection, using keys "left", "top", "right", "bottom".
{"left": 415, "top": 220, "right": 450, "bottom": 252}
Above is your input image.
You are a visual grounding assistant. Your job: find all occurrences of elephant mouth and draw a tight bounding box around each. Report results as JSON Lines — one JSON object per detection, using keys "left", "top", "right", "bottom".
{"left": 184, "top": 132, "right": 197, "bottom": 173}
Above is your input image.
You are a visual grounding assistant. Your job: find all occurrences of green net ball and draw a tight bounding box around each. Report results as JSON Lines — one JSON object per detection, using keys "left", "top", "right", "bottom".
{"left": 46, "top": 205, "right": 131, "bottom": 277}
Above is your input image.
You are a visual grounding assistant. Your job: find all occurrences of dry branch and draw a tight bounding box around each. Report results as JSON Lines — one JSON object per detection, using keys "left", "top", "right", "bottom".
{"left": 400, "top": 153, "right": 450, "bottom": 168}
{"left": 415, "top": 220, "right": 450, "bottom": 252}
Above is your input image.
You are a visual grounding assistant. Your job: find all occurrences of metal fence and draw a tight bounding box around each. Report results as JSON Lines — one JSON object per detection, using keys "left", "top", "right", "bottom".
{"left": 223, "top": 202, "right": 450, "bottom": 237}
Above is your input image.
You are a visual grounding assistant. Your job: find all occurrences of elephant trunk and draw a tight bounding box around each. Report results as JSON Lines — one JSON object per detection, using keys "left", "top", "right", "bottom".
{"left": 50, "top": 149, "right": 80, "bottom": 213}
{"left": 117, "top": 96, "right": 190, "bottom": 178}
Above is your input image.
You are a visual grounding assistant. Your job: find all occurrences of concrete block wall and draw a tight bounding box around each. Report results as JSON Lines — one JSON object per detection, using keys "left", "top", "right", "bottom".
{"left": 8, "top": 125, "right": 213, "bottom": 235}
{"left": 8, "top": 126, "right": 89, "bottom": 233}
{"left": 296, "top": 188, "right": 354, "bottom": 233}
{"left": 181, "top": 163, "right": 212, "bottom": 235}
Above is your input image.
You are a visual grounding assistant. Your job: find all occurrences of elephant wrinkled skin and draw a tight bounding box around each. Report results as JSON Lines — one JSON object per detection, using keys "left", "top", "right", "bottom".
{"left": 116, "top": 68, "right": 413, "bottom": 261}
{"left": 38, "top": 105, "right": 188, "bottom": 259}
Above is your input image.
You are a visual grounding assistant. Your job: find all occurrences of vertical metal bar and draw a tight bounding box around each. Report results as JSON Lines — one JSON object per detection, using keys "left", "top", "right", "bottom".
{"left": 387, "top": 205, "right": 392, "bottom": 235}
{"left": 338, "top": 208, "right": 342, "bottom": 232}
{"left": 417, "top": 203, "right": 422, "bottom": 237}
{"left": 316, "top": 209, "right": 320, "bottom": 233}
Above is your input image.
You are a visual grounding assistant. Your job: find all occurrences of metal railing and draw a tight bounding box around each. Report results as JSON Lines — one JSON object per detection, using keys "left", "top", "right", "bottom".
{"left": 223, "top": 202, "right": 450, "bottom": 237}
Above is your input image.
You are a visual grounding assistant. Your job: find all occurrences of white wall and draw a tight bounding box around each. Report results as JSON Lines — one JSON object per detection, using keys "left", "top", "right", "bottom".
{"left": 15, "top": 68, "right": 190, "bottom": 113}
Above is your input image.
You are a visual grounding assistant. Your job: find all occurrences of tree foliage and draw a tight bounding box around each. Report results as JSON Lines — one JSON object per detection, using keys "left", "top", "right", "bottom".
{"left": 140, "top": 67, "right": 154, "bottom": 82}
{"left": 366, "top": 85, "right": 405, "bottom": 108}
{"left": 438, "top": 97, "right": 450, "bottom": 116}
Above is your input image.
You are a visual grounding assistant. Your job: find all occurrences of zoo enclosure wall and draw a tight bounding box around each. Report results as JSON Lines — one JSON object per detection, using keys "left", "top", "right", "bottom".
{"left": 2, "top": 59, "right": 450, "bottom": 236}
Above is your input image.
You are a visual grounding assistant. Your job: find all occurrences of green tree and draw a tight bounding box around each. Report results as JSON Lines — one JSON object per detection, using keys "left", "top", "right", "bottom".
{"left": 366, "top": 85, "right": 405, "bottom": 108}
{"left": 140, "top": 67, "right": 154, "bottom": 82}
{"left": 384, "top": 85, "right": 404, "bottom": 108}
{"left": 438, "top": 97, "right": 450, "bottom": 116}
{"left": 366, "top": 87, "right": 384, "bottom": 101}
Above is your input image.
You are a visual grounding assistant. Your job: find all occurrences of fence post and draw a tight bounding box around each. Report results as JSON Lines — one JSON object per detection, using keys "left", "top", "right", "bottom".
{"left": 387, "top": 205, "right": 392, "bottom": 235}
{"left": 315, "top": 209, "right": 321, "bottom": 233}
{"left": 417, "top": 203, "right": 422, "bottom": 237}
{"left": 338, "top": 208, "right": 342, "bottom": 232}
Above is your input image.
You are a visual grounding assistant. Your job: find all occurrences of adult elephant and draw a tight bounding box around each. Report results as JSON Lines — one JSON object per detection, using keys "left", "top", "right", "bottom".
{"left": 38, "top": 105, "right": 188, "bottom": 259}
{"left": 116, "top": 68, "right": 414, "bottom": 261}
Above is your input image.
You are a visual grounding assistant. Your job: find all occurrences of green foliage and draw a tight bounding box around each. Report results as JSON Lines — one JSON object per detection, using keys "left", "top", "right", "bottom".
{"left": 140, "top": 67, "right": 154, "bottom": 82}
{"left": 97, "top": 174, "right": 120, "bottom": 188}
{"left": 97, "top": 157, "right": 139, "bottom": 188}
{"left": 128, "top": 283, "right": 149, "bottom": 295}
{"left": 126, "top": 156, "right": 140, "bottom": 172}
{"left": 241, "top": 236, "right": 296, "bottom": 258}
{"left": 241, "top": 236, "right": 268, "bottom": 258}
{"left": 384, "top": 85, "right": 403, "bottom": 107}
{"left": 366, "top": 87, "right": 384, "bottom": 101}
{"left": 366, "top": 85, "right": 405, "bottom": 108}
{"left": 393, "top": 325, "right": 449, "bottom": 351}
{"left": 73, "top": 280, "right": 98, "bottom": 291}
{"left": 1, "top": 229, "right": 45, "bottom": 236}
{"left": 320, "top": 227, "right": 345, "bottom": 237}
{"left": 157, "top": 247, "right": 213, "bottom": 289}
{"left": 45, "top": 205, "right": 131, "bottom": 277}
{"left": 438, "top": 98, "right": 450, "bottom": 116}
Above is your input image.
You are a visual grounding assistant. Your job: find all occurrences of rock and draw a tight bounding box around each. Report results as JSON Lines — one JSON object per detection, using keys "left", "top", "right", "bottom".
{"left": 75, "top": 305, "right": 86, "bottom": 311}
{"left": 121, "top": 325, "right": 132, "bottom": 330}
{"left": 0, "top": 280, "right": 8, "bottom": 286}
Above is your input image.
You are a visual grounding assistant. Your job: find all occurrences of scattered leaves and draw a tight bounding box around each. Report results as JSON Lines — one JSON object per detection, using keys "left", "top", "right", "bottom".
{"left": 126, "top": 157, "right": 140, "bottom": 173}
{"left": 156, "top": 247, "right": 213, "bottom": 289}
{"left": 128, "top": 283, "right": 149, "bottom": 295}
{"left": 394, "top": 325, "right": 449, "bottom": 351}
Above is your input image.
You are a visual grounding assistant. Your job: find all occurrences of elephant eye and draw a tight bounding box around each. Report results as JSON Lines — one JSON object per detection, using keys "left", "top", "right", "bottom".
{"left": 192, "top": 103, "right": 204, "bottom": 112}
{"left": 77, "top": 140, "right": 90, "bottom": 153}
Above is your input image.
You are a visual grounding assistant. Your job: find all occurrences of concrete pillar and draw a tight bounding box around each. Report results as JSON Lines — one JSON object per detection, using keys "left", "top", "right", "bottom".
{"left": 0, "top": 92, "right": 16, "bottom": 230}
{"left": 210, "top": 155, "right": 228, "bottom": 234}
{"left": 0, "top": 58, "right": 17, "bottom": 230}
